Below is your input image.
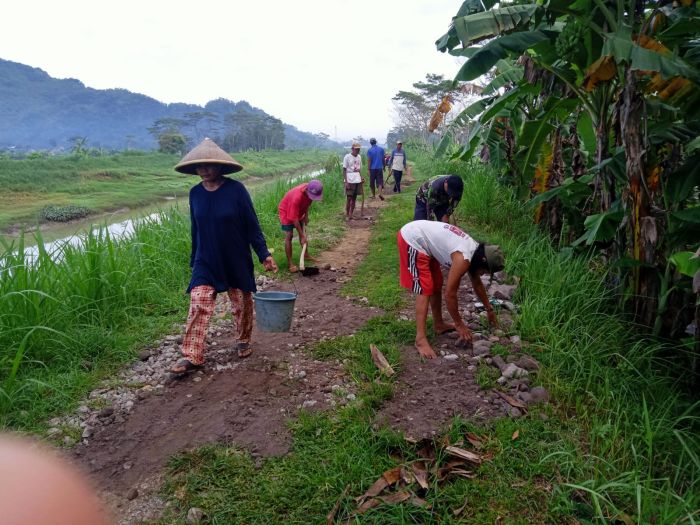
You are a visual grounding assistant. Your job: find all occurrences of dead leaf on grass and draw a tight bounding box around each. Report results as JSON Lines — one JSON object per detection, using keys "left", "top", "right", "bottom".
{"left": 450, "top": 469, "right": 476, "bottom": 479}
{"left": 465, "top": 432, "right": 484, "bottom": 449}
{"left": 326, "top": 484, "right": 350, "bottom": 525}
{"left": 512, "top": 429, "right": 520, "bottom": 441}
{"left": 408, "top": 495, "right": 431, "bottom": 508}
{"left": 355, "top": 491, "right": 413, "bottom": 515}
{"left": 410, "top": 461, "right": 429, "bottom": 490}
{"left": 370, "top": 344, "right": 395, "bottom": 377}
{"left": 495, "top": 390, "right": 528, "bottom": 410}
{"left": 400, "top": 466, "right": 415, "bottom": 485}
{"left": 355, "top": 467, "right": 402, "bottom": 503}
{"left": 445, "top": 445, "right": 484, "bottom": 465}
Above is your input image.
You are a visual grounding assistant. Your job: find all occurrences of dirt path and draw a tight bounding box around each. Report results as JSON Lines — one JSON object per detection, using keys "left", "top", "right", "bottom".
{"left": 69, "top": 197, "right": 385, "bottom": 523}
{"left": 56, "top": 177, "right": 545, "bottom": 524}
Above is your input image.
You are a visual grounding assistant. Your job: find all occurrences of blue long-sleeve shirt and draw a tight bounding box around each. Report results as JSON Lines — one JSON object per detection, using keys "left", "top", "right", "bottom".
{"left": 188, "top": 178, "right": 270, "bottom": 293}
{"left": 389, "top": 148, "right": 407, "bottom": 171}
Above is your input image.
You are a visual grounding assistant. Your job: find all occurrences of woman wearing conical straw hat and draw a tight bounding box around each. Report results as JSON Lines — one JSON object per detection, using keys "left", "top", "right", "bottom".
{"left": 170, "top": 138, "right": 278, "bottom": 376}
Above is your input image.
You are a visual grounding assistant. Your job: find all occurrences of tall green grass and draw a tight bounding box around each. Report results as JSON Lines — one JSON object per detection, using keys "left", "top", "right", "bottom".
{"left": 417, "top": 155, "right": 700, "bottom": 523}
{"left": 0, "top": 160, "right": 348, "bottom": 429}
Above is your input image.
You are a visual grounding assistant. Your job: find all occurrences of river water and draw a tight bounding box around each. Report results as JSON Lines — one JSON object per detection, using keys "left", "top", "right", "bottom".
{"left": 9, "top": 168, "right": 324, "bottom": 263}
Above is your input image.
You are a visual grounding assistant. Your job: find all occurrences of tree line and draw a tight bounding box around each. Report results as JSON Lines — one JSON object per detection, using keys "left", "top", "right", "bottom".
{"left": 148, "top": 108, "right": 286, "bottom": 154}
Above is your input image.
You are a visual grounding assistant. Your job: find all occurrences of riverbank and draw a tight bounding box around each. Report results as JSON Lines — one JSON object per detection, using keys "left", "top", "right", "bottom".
{"left": 0, "top": 149, "right": 333, "bottom": 234}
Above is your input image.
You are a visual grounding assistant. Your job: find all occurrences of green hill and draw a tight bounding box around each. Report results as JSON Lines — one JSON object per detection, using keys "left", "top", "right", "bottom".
{"left": 0, "top": 58, "right": 337, "bottom": 152}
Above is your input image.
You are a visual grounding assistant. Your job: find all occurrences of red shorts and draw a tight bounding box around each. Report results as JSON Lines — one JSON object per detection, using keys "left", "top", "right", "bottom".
{"left": 397, "top": 231, "right": 443, "bottom": 295}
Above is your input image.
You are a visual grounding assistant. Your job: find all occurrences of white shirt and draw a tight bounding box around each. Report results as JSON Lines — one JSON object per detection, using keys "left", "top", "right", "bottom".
{"left": 343, "top": 153, "right": 362, "bottom": 183}
{"left": 400, "top": 220, "right": 479, "bottom": 268}
{"left": 391, "top": 151, "right": 405, "bottom": 171}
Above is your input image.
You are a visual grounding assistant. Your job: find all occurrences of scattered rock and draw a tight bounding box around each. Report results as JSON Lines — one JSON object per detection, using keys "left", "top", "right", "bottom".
{"left": 302, "top": 400, "right": 317, "bottom": 408}
{"left": 491, "top": 355, "right": 506, "bottom": 371}
{"left": 126, "top": 488, "right": 139, "bottom": 501}
{"left": 98, "top": 407, "right": 114, "bottom": 418}
{"left": 472, "top": 340, "right": 492, "bottom": 356}
{"left": 501, "top": 363, "right": 529, "bottom": 379}
{"left": 489, "top": 283, "right": 517, "bottom": 300}
{"left": 47, "top": 427, "right": 62, "bottom": 437}
{"left": 515, "top": 354, "right": 540, "bottom": 371}
{"left": 505, "top": 405, "right": 523, "bottom": 418}
{"left": 443, "top": 354, "right": 458, "bottom": 361}
{"left": 517, "top": 391, "right": 533, "bottom": 404}
{"left": 138, "top": 350, "right": 152, "bottom": 361}
{"left": 322, "top": 263, "right": 331, "bottom": 270}
{"left": 530, "top": 386, "right": 549, "bottom": 403}
{"left": 187, "top": 507, "right": 206, "bottom": 524}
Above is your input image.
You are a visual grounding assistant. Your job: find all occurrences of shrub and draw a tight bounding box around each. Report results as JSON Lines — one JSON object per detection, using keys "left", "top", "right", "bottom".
{"left": 40, "top": 205, "right": 91, "bottom": 222}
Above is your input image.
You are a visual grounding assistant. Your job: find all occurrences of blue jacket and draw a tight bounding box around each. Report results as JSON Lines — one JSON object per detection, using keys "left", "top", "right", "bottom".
{"left": 389, "top": 148, "right": 407, "bottom": 170}
{"left": 188, "top": 178, "right": 270, "bottom": 293}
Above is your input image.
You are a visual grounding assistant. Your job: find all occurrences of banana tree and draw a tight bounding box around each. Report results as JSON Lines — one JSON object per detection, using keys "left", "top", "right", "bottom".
{"left": 435, "top": 0, "right": 700, "bottom": 335}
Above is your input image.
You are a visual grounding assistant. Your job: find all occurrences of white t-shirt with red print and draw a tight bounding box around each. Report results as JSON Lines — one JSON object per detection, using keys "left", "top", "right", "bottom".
{"left": 400, "top": 220, "right": 479, "bottom": 268}
{"left": 342, "top": 153, "right": 362, "bottom": 184}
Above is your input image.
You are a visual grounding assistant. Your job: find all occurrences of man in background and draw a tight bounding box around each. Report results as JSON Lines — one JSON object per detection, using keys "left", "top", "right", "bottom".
{"left": 366, "top": 138, "right": 385, "bottom": 200}
{"left": 342, "top": 142, "right": 363, "bottom": 220}
{"left": 388, "top": 140, "right": 407, "bottom": 193}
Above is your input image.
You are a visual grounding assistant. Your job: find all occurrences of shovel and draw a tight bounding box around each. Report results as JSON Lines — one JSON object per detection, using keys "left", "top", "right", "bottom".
{"left": 299, "top": 243, "right": 319, "bottom": 277}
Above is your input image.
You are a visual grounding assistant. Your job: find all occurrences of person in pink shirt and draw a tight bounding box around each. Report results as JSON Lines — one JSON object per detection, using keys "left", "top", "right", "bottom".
{"left": 278, "top": 179, "right": 323, "bottom": 272}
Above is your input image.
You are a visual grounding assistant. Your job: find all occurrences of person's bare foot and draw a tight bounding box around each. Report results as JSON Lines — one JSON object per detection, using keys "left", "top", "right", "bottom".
{"left": 434, "top": 322, "right": 455, "bottom": 334}
{"left": 288, "top": 264, "right": 298, "bottom": 273}
{"left": 415, "top": 338, "right": 437, "bottom": 359}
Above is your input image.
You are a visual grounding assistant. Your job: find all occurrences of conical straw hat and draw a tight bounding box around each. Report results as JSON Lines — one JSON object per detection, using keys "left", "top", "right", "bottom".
{"left": 174, "top": 138, "right": 243, "bottom": 175}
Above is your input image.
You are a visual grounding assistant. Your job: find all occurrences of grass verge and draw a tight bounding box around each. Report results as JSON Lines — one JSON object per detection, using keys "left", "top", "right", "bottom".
{"left": 0, "top": 149, "right": 332, "bottom": 231}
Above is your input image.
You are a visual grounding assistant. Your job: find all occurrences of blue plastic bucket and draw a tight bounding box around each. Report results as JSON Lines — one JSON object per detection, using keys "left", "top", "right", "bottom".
{"left": 253, "top": 291, "right": 297, "bottom": 332}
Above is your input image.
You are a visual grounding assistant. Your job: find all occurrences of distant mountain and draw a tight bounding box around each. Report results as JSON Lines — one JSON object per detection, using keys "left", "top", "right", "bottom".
{"left": 0, "top": 58, "right": 338, "bottom": 152}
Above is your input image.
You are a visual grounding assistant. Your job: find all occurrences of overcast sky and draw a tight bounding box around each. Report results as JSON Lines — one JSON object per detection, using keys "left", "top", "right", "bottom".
{"left": 1, "top": 1, "right": 465, "bottom": 142}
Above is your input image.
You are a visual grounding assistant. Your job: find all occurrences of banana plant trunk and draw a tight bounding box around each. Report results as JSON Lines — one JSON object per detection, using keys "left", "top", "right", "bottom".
{"left": 621, "top": 67, "right": 657, "bottom": 326}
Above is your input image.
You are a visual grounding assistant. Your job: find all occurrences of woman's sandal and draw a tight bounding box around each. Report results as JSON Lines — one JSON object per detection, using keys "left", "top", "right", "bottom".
{"left": 169, "top": 358, "right": 204, "bottom": 377}
{"left": 237, "top": 342, "right": 253, "bottom": 358}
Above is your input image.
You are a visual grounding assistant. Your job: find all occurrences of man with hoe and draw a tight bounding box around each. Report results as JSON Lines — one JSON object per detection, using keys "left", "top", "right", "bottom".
{"left": 278, "top": 179, "right": 324, "bottom": 272}
{"left": 397, "top": 220, "right": 504, "bottom": 359}
{"left": 366, "top": 138, "right": 385, "bottom": 200}
{"left": 414, "top": 174, "right": 464, "bottom": 223}
{"left": 342, "top": 142, "right": 363, "bottom": 219}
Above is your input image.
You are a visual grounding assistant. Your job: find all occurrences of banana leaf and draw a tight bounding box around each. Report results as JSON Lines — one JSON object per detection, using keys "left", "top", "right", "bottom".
{"left": 665, "top": 152, "right": 700, "bottom": 202}
{"left": 515, "top": 99, "right": 579, "bottom": 195}
{"left": 603, "top": 29, "right": 700, "bottom": 81}
{"left": 454, "top": 30, "right": 554, "bottom": 81}
{"left": 482, "top": 59, "right": 524, "bottom": 95}
{"left": 572, "top": 200, "right": 624, "bottom": 246}
{"left": 528, "top": 173, "right": 595, "bottom": 207}
{"left": 435, "top": 0, "right": 501, "bottom": 52}
{"left": 669, "top": 251, "right": 700, "bottom": 278}
{"left": 434, "top": 98, "right": 493, "bottom": 158}
{"left": 452, "top": 5, "right": 540, "bottom": 46}
{"left": 452, "top": 122, "right": 484, "bottom": 161}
